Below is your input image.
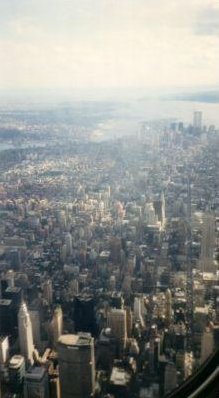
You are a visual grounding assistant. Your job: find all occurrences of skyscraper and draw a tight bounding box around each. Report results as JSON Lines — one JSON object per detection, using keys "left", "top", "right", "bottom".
{"left": 29, "top": 310, "right": 41, "bottom": 350}
{"left": 0, "top": 299, "right": 13, "bottom": 335}
{"left": 3, "top": 286, "right": 22, "bottom": 334}
{"left": 164, "top": 362, "right": 177, "bottom": 394}
{"left": 200, "top": 213, "right": 215, "bottom": 272}
{"left": 42, "top": 279, "right": 53, "bottom": 305}
{"left": 107, "top": 308, "right": 127, "bottom": 349}
{"left": 133, "top": 297, "right": 144, "bottom": 327}
{"left": 201, "top": 327, "right": 214, "bottom": 364}
{"left": 74, "top": 295, "right": 97, "bottom": 336}
{"left": 64, "top": 232, "right": 73, "bottom": 256}
{"left": 18, "top": 301, "right": 34, "bottom": 365}
{"left": 9, "top": 355, "right": 25, "bottom": 395}
{"left": 0, "top": 336, "right": 9, "bottom": 365}
{"left": 51, "top": 305, "right": 63, "bottom": 348}
{"left": 165, "top": 289, "right": 173, "bottom": 326}
{"left": 0, "top": 336, "right": 9, "bottom": 384}
{"left": 153, "top": 192, "right": 166, "bottom": 227}
{"left": 57, "top": 333, "right": 95, "bottom": 398}
{"left": 24, "top": 367, "right": 49, "bottom": 398}
{"left": 193, "top": 111, "right": 202, "bottom": 130}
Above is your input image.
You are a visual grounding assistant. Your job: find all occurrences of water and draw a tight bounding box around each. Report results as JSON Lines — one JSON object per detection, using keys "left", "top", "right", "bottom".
{"left": 0, "top": 141, "right": 49, "bottom": 152}
{"left": 93, "top": 99, "right": 219, "bottom": 141}
{"left": 1, "top": 100, "right": 219, "bottom": 148}
{"left": 0, "top": 143, "right": 15, "bottom": 152}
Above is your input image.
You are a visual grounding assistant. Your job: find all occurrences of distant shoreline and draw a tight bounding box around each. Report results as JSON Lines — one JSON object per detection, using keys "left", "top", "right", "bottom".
{"left": 164, "top": 92, "right": 219, "bottom": 104}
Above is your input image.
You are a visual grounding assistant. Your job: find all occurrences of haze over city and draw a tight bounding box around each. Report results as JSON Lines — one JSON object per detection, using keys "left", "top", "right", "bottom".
{"left": 0, "top": 1, "right": 219, "bottom": 398}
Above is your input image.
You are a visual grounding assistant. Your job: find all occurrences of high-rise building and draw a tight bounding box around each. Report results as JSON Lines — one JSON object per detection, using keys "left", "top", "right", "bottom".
{"left": 96, "top": 328, "right": 117, "bottom": 370}
{"left": 126, "top": 306, "right": 133, "bottom": 338}
{"left": 193, "top": 111, "right": 202, "bottom": 129}
{"left": 0, "top": 336, "right": 9, "bottom": 383}
{"left": 9, "top": 249, "right": 22, "bottom": 270}
{"left": 133, "top": 296, "right": 145, "bottom": 325}
{"left": 5, "top": 270, "right": 15, "bottom": 288}
{"left": 9, "top": 355, "right": 25, "bottom": 395}
{"left": 153, "top": 192, "right": 166, "bottom": 227}
{"left": 56, "top": 210, "right": 66, "bottom": 229}
{"left": 109, "top": 363, "right": 132, "bottom": 397}
{"left": 200, "top": 214, "right": 215, "bottom": 272}
{"left": 18, "top": 301, "right": 34, "bottom": 365}
{"left": 164, "top": 362, "right": 177, "bottom": 394}
{"left": 3, "top": 286, "right": 22, "bottom": 333}
{"left": 0, "top": 279, "right": 9, "bottom": 298}
{"left": 0, "top": 299, "right": 13, "bottom": 335}
{"left": 0, "top": 336, "right": 9, "bottom": 365}
{"left": 51, "top": 305, "right": 63, "bottom": 348}
{"left": 49, "top": 375, "right": 61, "bottom": 398}
{"left": 24, "top": 367, "right": 49, "bottom": 398}
{"left": 42, "top": 279, "right": 53, "bottom": 305}
{"left": 201, "top": 327, "right": 214, "bottom": 364}
{"left": 165, "top": 289, "right": 173, "bottom": 326}
{"left": 58, "top": 333, "right": 95, "bottom": 398}
{"left": 74, "top": 295, "right": 97, "bottom": 336}
{"left": 111, "top": 292, "right": 124, "bottom": 309}
{"left": 29, "top": 310, "right": 41, "bottom": 351}
{"left": 65, "top": 232, "right": 73, "bottom": 256}
{"left": 107, "top": 308, "right": 127, "bottom": 349}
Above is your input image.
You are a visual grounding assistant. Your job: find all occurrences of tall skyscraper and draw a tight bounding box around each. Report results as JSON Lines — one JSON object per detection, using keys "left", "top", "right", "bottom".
{"left": 5, "top": 270, "right": 15, "bottom": 288}
{"left": 165, "top": 289, "right": 173, "bottom": 326}
{"left": 153, "top": 192, "right": 166, "bottom": 227}
{"left": 164, "top": 362, "right": 177, "bottom": 394}
{"left": 24, "top": 367, "right": 49, "bottom": 398}
{"left": 0, "top": 336, "right": 9, "bottom": 383}
{"left": 29, "top": 310, "right": 41, "bottom": 350}
{"left": 107, "top": 308, "right": 127, "bottom": 349}
{"left": 0, "top": 336, "right": 9, "bottom": 365}
{"left": 3, "top": 286, "right": 22, "bottom": 334}
{"left": 18, "top": 301, "right": 34, "bottom": 365}
{"left": 193, "top": 111, "right": 202, "bottom": 129}
{"left": 49, "top": 375, "right": 61, "bottom": 398}
{"left": 201, "top": 327, "right": 214, "bottom": 364}
{"left": 9, "top": 355, "right": 25, "bottom": 395}
{"left": 133, "top": 297, "right": 144, "bottom": 327}
{"left": 0, "top": 299, "right": 13, "bottom": 335}
{"left": 74, "top": 295, "right": 97, "bottom": 336}
{"left": 42, "top": 279, "right": 53, "bottom": 305}
{"left": 51, "top": 305, "right": 63, "bottom": 348}
{"left": 200, "top": 213, "right": 215, "bottom": 272}
{"left": 58, "top": 333, "right": 95, "bottom": 398}
{"left": 65, "top": 232, "right": 73, "bottom": 256}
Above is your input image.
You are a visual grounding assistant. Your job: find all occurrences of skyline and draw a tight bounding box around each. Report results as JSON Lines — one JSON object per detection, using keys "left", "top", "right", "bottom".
{"left": 0, "top": 0, "right": 219, "bottom": 93}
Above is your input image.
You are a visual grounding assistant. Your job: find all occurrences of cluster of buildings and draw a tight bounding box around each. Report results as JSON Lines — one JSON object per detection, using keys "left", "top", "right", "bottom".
{"left": 0, "top": 110, "right": 218, "bottom": 398}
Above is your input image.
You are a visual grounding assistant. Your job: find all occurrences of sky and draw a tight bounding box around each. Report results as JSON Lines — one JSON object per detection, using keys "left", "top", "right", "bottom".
{"left": 0, "top": 0, "right": 219, "bottom": 93}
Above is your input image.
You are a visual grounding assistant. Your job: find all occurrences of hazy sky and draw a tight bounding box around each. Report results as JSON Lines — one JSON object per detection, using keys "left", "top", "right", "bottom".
{"left": 0, "top": 0, "right": 219, "bottom": 92}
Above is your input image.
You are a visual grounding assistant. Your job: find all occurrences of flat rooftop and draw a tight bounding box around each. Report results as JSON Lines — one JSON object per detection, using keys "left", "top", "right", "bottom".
{"left": 0, "top": 335, "right": 9, "bottom": 343}
{"left": 25, "top": 367, "right": 46, "bottom": 381}
{"left": 0, "top": 299, "right": 12, "bottom": 306}
{"left": 110, "top": 367, "right": 131, "bottom": 386}
{"left": 9, "top": 355, "right": 25, "bottom": 369}
{"left": 58, "top": 333, "right": 92, "bottom": 347}
{"left": 5, "top": 287, "right": 21, "bottom": 293}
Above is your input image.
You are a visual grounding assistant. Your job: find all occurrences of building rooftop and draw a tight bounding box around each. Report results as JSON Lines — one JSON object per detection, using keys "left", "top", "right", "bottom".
{"left": 0, "top": 335, "right": 9, "bottom": 343}
{"left": 58, "top": 333, "right": 92, "bottom": 347}
{"left": 9, "top": 355, "right": 25, "bottom": 369}
{"left": 25, "top": 366, "right": 46, "bottom": 381}
{"left": 110, "top": 367, "right": 131, "bottom": 386}
{"left": 5, "top": 287, "right": 21, "bottom": 293}
{"left": 0, "top": 299, "right": 12, "bottom": 306}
